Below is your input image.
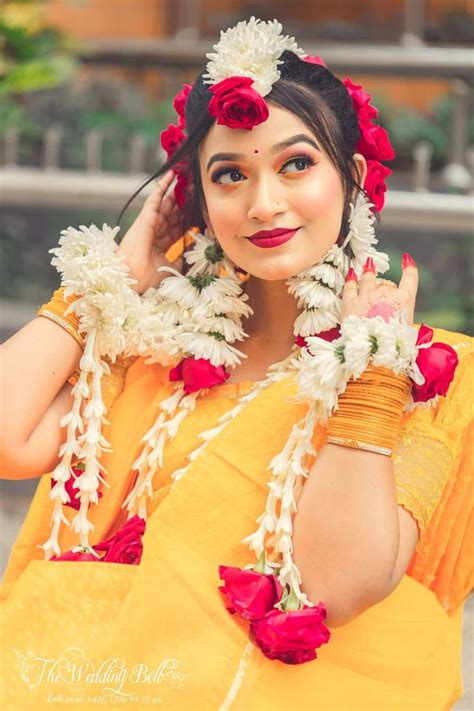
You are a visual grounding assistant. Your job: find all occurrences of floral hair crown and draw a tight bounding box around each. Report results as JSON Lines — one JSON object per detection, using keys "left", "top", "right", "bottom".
{"left": 161, "top": 16, "right": 395, "bottom": 212}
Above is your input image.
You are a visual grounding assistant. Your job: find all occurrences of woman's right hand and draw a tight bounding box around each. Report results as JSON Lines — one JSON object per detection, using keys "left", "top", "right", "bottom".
{"left": 116, "top": 169, "right": 187, "bottom": 295}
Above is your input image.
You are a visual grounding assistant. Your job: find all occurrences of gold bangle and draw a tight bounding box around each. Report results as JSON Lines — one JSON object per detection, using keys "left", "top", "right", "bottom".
{"left": 37, "top": 312, "right": 85, "bottom": 349}
{"left": 326, "top": 364, "right": 411, "bottom": 456}
{"left": 37, "top": 287, "right": 85, "bottom": 349}
{"left": 326, "top": 436, "right": 393, "bottom": 457}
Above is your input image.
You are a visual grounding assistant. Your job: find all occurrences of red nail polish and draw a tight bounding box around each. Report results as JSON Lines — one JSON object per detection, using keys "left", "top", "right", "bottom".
{"left": 402, "top": 253, "right": 417, "bottom": 269}
{"left": 345, "top": 267, "right": 358, "bottom": 282}
{"left": 362, "top": 257, "right": 376, "bottom": 274}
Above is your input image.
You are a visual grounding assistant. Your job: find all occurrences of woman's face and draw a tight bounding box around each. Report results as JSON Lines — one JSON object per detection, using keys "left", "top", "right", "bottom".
{"left": 199, "top": 103, "right": 367, "bottom": 280}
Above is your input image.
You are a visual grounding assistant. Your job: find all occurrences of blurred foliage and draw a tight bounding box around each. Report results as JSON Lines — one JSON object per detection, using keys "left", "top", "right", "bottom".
{"left": 4, "top": 78, "right": 176, "bottom": 171}
{"left": 372, "top": 91, "right": 474, "bottom": 170}
{"left": 0, "top": 1, "right": 80, "bottom": 96}
{"left": 0, "top": 1, "right": 175, "bottom": 171}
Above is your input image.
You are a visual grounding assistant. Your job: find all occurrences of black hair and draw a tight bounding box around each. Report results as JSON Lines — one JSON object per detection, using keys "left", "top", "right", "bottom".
{"left": 117, "top": 50, "right": 377, "bottom": 257}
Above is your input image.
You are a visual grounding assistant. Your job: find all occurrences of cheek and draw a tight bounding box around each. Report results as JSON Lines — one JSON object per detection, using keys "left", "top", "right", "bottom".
{"left": 206, "top": 194, "right": 242, "bottom": 242}
{"left": 294, "top": 173, "right": 345, "bottom": 221}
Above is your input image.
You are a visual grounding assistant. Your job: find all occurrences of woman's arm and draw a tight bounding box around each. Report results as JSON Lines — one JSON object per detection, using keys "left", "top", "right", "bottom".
{"left": 293, "top": 249, "right": 421, "bottom": 626}
{"left": 0, "top": 316, "right": 82, "bottom": 478}
{"left": 292, "top": 442, "right": 419, "bottom": 627}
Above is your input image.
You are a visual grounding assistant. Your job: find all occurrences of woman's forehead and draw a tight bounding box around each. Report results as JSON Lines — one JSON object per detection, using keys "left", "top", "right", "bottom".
{"left": 199, "top": 105, "right": 314, "bottom": 162}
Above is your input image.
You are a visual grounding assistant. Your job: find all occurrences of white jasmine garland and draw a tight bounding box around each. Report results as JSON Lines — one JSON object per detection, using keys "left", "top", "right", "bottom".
{"left": 203, "top": 16, "right": 306, "bottom": 97}
{"left": 39, "top": 223, "right": 254, "bottom": 557}
{"left": 291, "top": 311, "right": 426, "bottom": 421}
{"left": 287, "top": 243, "right": 349, "bottom": 338}
{"left": 184, "top": 228, "right": 238, "bottom": 277}
{"left": 342, "top": 193, "right": 390, "bottom": 277}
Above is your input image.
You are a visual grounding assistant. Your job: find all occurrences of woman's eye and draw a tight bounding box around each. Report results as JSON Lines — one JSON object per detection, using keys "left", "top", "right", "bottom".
{"left": 281, "top": 156, "right": 316, "bottom": 173}
{"left": 211, "top": 168, "right": 244, "bottom": 185}
{"left": 210, "top": 155, "right": 316, "bottom": 185}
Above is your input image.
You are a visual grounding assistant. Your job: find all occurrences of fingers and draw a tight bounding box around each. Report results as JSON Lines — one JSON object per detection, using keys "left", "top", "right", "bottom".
{"left": 358, "top": 257, "right": 377, "bottom": 299}
{"left": 398, "top": 253, "right": 419, "bottom": 301}
{"left": 145, "top": 170, "right": 176, "bottom": 210}
{"left": 341, "top": 267, "right": 358, "bottom": 310}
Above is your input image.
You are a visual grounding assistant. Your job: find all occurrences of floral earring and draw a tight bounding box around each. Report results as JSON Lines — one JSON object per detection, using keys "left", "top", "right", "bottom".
{"left": 341, "top": 192, "right": 390, "bottom": 277}
{"left": 285, "top": 191, "right": 391, "bottom": 349}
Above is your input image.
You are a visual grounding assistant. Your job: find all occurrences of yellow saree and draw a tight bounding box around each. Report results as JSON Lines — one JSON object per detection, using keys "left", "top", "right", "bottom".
{"left": 0, "top": 321, "right": 472, "bottom": 710}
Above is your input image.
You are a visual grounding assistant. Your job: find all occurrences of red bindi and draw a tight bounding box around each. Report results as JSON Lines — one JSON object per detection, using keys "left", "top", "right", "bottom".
{"left": 254, "top": 149, "right": 259, "bottom": 153}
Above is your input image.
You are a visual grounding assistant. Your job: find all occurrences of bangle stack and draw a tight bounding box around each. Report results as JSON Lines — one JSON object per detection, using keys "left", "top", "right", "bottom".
{"left": 326, "top": 364, "right": 411, "bottom": 456}
{"left": 37, "top": 287, "right": 84, "bottom": 350}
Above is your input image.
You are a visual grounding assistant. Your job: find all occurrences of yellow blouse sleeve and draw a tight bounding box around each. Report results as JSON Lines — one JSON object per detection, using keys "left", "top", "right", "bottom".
{"left": 392, "top": 330, "right": 473, "bottom": 556}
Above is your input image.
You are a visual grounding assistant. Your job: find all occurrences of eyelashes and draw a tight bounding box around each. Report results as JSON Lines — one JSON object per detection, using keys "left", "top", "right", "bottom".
{"left": 210, "top": 154, "right": 317, "bottom": 184}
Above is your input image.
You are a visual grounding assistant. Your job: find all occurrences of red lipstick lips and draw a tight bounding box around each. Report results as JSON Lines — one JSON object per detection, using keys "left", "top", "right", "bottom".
{"left": 247, "top": 227, "right": 300, "bottom": 249}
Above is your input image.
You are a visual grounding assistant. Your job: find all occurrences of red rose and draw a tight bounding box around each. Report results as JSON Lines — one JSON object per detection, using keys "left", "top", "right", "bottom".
{"left": 343, "top": 78, "right": 378, "bottom": 123}
{"left": 51, "top": 548, "right": 100, "bottom": 562}
{"left": 416, "top": 323, "right": 434, "bottom": 346}
{"left": 302, "top": 55, "right": 327, "bottom": 67}
{"left": 250, "top": 604, "right": 331, "bottom": 664}
{"left": 50, "top": 464, "right": 104, "bottom": 511}
{"left": 173, "top": 82, "right": 193, "bottom": 122}
{"left": 174, "top": 172, "right": 189, "bottom": 209}
{"left": 356, "top": 122, "right": 395, "bottom": 162}
{"left": 295, "top": 326, "right": 341, "bottom": 349}
{"left": 160, "top": 123, "right": 186, "bottom": 159}
{"left": 93, "top": 515, "right": 146, "bottom": 565}
{"left": 169, "top": 357, "right": 230, "bottom": 393}
{"left": 218, "top": 565, "right": 283, "bottom": 621}
{"left": 364, "top": 159, "right": 393, "bottom": 212}
{"left": 208, "top": 77, "right": 269, "bottom": 131}
{"left": 412, "top": 325, "right": 458, "bottom": 403}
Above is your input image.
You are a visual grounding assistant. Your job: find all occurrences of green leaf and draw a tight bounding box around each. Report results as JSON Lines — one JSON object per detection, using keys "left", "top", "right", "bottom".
{"left": 0, "top": 55, "right": 77, "bottom": 95}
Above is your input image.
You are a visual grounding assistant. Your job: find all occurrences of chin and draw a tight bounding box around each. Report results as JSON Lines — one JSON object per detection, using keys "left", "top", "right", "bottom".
{"left": 245, "top": 260, "right": 307, "bottom": 281}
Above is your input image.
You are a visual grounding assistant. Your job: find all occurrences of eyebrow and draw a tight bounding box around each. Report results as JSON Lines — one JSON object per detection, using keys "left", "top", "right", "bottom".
{"left": 206, "top": 134, "right": 320, "bottom": 173}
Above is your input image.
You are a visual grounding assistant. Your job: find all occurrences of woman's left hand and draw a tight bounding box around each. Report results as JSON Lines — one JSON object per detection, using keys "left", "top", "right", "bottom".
{"left": 340, "top": 254, "right": 419, "bottom": 327}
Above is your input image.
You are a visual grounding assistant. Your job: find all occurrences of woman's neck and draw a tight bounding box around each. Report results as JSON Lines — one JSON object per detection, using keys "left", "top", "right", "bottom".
{"left": 242, "top": 276, "right": 302, "bottom": 346}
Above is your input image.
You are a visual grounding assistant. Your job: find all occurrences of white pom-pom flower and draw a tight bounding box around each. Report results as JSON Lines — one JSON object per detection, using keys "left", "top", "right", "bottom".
{"left": 202, "top": 16, "right": 306, "bottom": 97}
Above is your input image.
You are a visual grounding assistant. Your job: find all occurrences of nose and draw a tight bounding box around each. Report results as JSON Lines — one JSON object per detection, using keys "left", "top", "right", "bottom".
{"left": 247, "top": 175, "right": 286, "bottom": 222}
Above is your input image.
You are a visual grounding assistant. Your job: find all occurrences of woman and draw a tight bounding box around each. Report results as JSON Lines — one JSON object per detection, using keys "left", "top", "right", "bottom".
{"left": 0, "top": 17, "right": 472, "bottom": 710}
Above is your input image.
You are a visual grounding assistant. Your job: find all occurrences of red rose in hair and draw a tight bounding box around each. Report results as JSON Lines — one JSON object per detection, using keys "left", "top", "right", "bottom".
{"left": 412, "top": 324, "right": 459, "bottom": 403}
{"left": 50, "top": 464, "right": 104, "bottom": 511}
{"left": 343, "top": 78, "right": 378, "bottom": 124}
{"left": 356, "top": 122, "right": 395, "bottom": 162}
{"left": 173, "top": 171, "right": 190, "bottom": 209}
{"left": 160, "top": 123, "right": 186, "bottom": 160}
{"left": 218, "top": 565, "right": 283, "bottom": 621}
{"left": 173, "top": 82, "right": 193, "bottom": 124}
{"left": 208, "top": 77, "right": 269, "bottom": 131}
{"left": 364, "top": 159, "right": 393, "bottom": 212}
{"left": 250, "top": 604, "right": 331, "bottom": 664}
{"left": 302, "top": 55, "right": 327, "bottom": 67}
{"left": 169, "top": 357, "right": 230, "bottom": 393}
{"left": 93, "top": 515, "right": 146, "bottom": 565}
